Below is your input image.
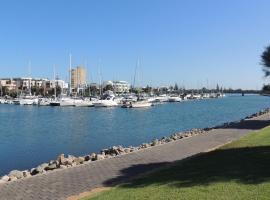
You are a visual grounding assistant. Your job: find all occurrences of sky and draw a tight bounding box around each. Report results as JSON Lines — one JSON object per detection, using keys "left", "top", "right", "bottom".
{"left": 0, "top": 0, "right": 270, "bottom": 89}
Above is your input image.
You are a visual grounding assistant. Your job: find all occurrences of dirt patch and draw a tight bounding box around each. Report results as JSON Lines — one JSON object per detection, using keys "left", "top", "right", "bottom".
{"left": 66, "top": 187, "right": 111, "bottom": 200}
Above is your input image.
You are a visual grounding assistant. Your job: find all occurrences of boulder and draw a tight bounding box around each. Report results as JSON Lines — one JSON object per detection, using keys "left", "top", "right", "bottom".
{"left": 151, "top": 139, "right": 160, "bottom": 146}
{"left": 74, "top": 157, "right": 84, "bottom": 165}
{"left": 84, "top": 155, "right": 91, "bottom": 161}
{"left": 46, "top": 164, "right": 57, "bottom": 170}
{"left": 124, "top": 148, "right": 131, "bottom": 153}
{"left": 57, "top": 154, "right": 65, "bottom": 164}
{"left": 22, "top": 170, "right": 31, "bottom": 178}
{"left": 9, "top": 176, "right": 17, "bottom": 181}
{"left": 95, "top": 154, "right": 105, "bottom": 160}
{"left": 35, "top": 163, "right": 49, "bottom": 173}
{"left": 60, "top": 165, "right": 67, "bottom": 169}
{"left": 90, "top": 153, "right": 97, "bottom": 161}
{"left": 8, "top": 170, "right": 24, "bottom": 179}
{"left": 1, "top": 175, "right": 10, "bottom": 182}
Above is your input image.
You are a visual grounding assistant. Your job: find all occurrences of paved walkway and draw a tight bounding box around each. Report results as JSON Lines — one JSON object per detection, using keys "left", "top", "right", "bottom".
{"left": 1, "top": 113, "right": 270, "bottom": 200}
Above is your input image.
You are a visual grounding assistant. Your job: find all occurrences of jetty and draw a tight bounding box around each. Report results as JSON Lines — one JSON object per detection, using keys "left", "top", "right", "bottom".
{"left": 0, "top": 111, "right": 270, "bottom": 200}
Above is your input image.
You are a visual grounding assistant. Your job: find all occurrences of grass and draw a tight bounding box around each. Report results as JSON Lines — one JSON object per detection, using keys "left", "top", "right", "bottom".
{"left": 83, "top": 127, "right": 270, "bottom": 200}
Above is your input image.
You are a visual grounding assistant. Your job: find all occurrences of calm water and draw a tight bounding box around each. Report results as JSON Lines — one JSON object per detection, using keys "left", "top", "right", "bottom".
{"left": 0, "top": 94, "right": 270, "bottom": 175}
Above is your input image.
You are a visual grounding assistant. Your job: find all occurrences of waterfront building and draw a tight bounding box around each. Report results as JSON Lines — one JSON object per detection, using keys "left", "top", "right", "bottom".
{"left": 103, "top": 80, "right": 130, "bottom": 94}
{"left": 0, "top": 78, "right": 17, "bottom": 91}
{"left": 71, "top": 66, "right": 87, "bottom": 92}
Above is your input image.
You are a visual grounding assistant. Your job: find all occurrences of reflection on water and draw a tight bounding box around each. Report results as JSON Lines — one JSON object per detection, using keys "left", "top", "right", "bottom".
{"left": 0, "top": 94, "right": 270, "bottom": 175}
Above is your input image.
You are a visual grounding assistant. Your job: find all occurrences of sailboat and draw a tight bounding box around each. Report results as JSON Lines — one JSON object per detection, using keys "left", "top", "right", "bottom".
{"left": 128, "top": 59, "right": 152, "bottom": 108}
{"left": 93, "top": 61, "right": 118, "bottom": 107}
{"left": 18, "top": 61, "right": 39, "bottom": 105}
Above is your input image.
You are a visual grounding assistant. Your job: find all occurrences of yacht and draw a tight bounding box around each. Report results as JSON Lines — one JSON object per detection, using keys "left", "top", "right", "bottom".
{"left": 74, "top": 98, "right": 94, "bottom": 107}
{"left": 59, "top": 97, "right": 75, "bottom": 107}
{"left": 93, "top": 95, "right": 118, "bottom": 107}
{"left": 130, "top": 100, "right": 152, "bottom": 108}
{"left": 18, "top": 95, "right": 38, "bottom": 105}
{"left": 38, "top": 98, "right": 51, "bottom": 106}
{"left": 155, "top": 94, "right": 169, "bottom": 102}
{"left": 168, "top": 95, "right": 182, "bottom": 102}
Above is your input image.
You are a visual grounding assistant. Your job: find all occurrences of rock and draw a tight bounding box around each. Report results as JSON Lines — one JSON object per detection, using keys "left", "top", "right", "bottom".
{"left": 35, "top": 163, "right": 49, "bottom": 173}
{"left": 66, "top": 155, "right": 75, "bottom": 165}
{"left": 8, "top": 170, "right": 24, "bottom": 179}
{"left": 1, "top": 175, "right": 10, "bottom": 182}
{"left": 151, "top": 139, "right": 160, "bottom": 146}
{"left": 9, "top": 176, "right": 17, "bottom": 181}
{"left": 124, "top": 148, "right": 131, "bottom": 153}
{"left": 105, "top": 154, "right": 112, "bottom": 159}
{"left": 90, "top": 153, "right": 97, "bottom": 161}
{"left": 95, "top": 154, "right": 105, "bottom": 160}
{"left": 84, "top": 155, "right": 91, "bottom": 161}
{"left": 30, "top": 168, "right": 37, "bottom": 175}
{"left": 46, "top": 164, "right": 57, "bottom": 170}
{"left": 22, "top": 171, "right": 31, "bottom": 178}
{"left": 57, "top": 154, "right": 65, "bottom": 164}
{"left": 165, "top": 137, "right": 172, "bottom": 142}
{"left": 74, "top": 157, "right": 84, "bottom": 165}
{"left": 140, "top": 143, "right": 150, "bottom": 148}
{"left": 60, "top": 165, "right": 67, "bottom": 169}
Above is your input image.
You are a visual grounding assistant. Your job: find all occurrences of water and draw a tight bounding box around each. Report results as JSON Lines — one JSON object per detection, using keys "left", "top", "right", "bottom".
{"left": 0, "top": 94, "right": 270, "bottom": 175}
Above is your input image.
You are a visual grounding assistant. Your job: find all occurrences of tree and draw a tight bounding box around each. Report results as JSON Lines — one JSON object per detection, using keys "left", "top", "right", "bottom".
{"left": 174, "top": 83, "right": 179, "bottom": 91}
{"left": 261, "top": 45, "right": 270, "bottom": 76}
{"left": 216, "top": 84, "right": 220, "bottom": 92}
{"left": 103, "top": 84, "right": 113, "bottom": 92}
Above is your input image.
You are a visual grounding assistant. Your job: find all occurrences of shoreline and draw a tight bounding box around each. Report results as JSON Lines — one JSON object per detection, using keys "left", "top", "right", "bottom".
{"left": 1, "top": 107, "right": 270, "bottom": 184}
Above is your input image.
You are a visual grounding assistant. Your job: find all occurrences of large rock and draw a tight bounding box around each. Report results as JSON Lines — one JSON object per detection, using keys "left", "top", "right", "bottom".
{"left": 8, "top": 170, "right": 24, "bottom": 179}
{"left": 46, "top": 164, "right": 57, "bottom": 170}
{"left": 90, "top": 153, "right": 97, "bottom": 161}
{"left": 57, "top": 154, "right": 65, "bottom": 164}
{"left": 95, "top": 154, "right": 105, "bottom": 160}
{"left": 151, "top": 139, "right": 160, "bottom": 146}
{"left": 9, "top": 176, "right": 17, "bottom": 181}
{"left": 22, "top": 170, "right": 31, "bottom": 178}
{"left": 1, "top": 175, "right": 10, "bottom": 182}
{"left": 84, "top": 155, "right": 91, "bottom": 161}
{"left": 74, "top": 157, "right": 84, "bottom": 165}
{"left": 60, "top": 165, "right": 67, "bottom": 169}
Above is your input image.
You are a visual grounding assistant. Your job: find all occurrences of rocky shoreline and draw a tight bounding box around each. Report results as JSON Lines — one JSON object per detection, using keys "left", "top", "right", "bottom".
{"left": 1, "top": 108, "right": 269, "bottom": 184}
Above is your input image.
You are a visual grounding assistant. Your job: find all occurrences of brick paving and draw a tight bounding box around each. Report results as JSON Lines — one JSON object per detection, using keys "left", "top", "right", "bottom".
{"left": 0, "top": 113, "right": 270, "bottom": 200}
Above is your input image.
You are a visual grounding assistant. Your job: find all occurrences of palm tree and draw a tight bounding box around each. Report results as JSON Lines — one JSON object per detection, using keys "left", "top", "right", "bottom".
{"left": 261, "top": 45, "right": 270, "bottom": 77}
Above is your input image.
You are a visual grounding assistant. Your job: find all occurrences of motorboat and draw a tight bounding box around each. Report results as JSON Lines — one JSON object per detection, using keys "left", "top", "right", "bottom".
{"left": 74, "top": 98, "right": 94, "bottom": 107}
{"left": 18, "top": 95, "right": 38, "bottom": 105}
{"left": 38, "top": 98, "right": 51, "bottom": 106}
{"left": 93, "top": 95, "right": 118, "bottom": 107}
{"left": 168, "top": 95, "right": 182, "bottom": 102}
{"left": 130, "top": 100, "right": 152, "bottom": 108}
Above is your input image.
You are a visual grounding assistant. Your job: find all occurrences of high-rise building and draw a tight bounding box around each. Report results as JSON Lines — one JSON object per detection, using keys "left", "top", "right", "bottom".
{"left": 71, "top": 66, "right": 86, "bottom": 90}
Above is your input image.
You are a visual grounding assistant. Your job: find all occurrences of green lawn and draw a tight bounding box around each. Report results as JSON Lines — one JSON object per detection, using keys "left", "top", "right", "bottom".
{"left": 84, "top": 127, "right": 270, "bottom": 200}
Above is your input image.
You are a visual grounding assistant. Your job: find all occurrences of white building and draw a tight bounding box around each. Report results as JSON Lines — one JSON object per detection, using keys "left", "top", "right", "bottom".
{"left": 103, "top": 80, "right": 130, "bottom": 93}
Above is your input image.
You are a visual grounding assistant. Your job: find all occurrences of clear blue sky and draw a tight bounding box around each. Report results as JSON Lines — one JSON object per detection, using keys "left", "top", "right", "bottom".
{"left": 0, "top": 0, "right": 269, "bottom": 89}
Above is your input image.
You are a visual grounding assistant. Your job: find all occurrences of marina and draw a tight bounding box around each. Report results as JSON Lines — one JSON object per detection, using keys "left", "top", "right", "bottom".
{"left": 0, "top": 94, "right": 269, "bottom": 176}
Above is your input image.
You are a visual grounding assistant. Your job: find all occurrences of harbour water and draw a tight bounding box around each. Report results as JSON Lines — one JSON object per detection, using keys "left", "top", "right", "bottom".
{"left": 0, "top": 94, "right": 269, "bottom": 175}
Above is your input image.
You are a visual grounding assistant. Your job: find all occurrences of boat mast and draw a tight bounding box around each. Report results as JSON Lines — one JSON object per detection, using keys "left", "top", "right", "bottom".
{"left": 132, "top": 59, "right": 138, "bottom": 92}
{"left": 69, "top": 54, "right": 72, "bottom": 96}
{"left": 28, "top": 60, "right": 32, "bottom": 96}
{"left": 98, "top": 60, "right": 102, "bottom": 97}
{"left": 54, "top": 64, "right": 56, "bottom": 98}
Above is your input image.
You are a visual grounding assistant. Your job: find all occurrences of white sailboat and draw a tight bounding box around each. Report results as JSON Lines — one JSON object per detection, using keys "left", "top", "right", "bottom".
{"left": 18, "top": 61, "right": 39, "bottom": 105}
{"left": 129, "top": 59, "right": 152, "bottom": 108}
